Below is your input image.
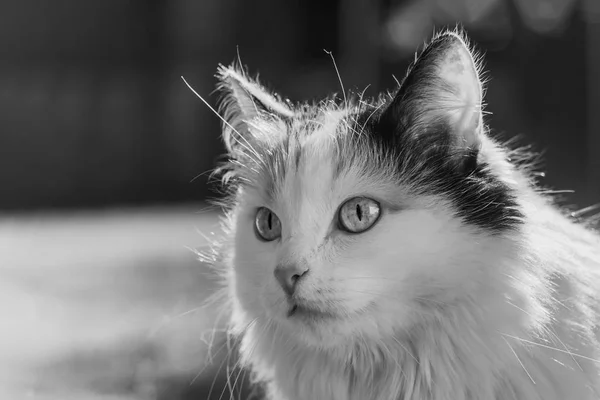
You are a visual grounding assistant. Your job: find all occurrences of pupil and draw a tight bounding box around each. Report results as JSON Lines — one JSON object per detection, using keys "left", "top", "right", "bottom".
{"left": 267, "top": 212, "right": 272, "bottom": 230}
{"left": 356, "top": 204, "right": 362, "bottom": 221}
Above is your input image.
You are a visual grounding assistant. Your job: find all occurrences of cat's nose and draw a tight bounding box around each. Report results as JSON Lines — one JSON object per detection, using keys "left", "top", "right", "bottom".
{"left": 274, "top": 264, "right": 309, "bottom": 296}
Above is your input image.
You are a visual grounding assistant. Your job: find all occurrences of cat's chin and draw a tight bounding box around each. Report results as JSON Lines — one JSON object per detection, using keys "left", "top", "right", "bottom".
{"left": 280, "top": 319, "right": 347, "bottom": 348}
{"left": 286, "top": 302, "right": 338, "bottom": 320}
{"left": 270, "top": 305, "right": 361, "bottom": 349}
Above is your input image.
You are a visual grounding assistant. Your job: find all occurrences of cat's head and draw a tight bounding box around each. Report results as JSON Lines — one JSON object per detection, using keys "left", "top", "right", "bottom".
{"left": 215, "top": 31, "right": 524, "bottom": 348}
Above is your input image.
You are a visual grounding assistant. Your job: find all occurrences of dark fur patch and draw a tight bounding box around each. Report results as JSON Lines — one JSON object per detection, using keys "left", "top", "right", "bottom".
{"left": 380, "top": 34, "right": 464, "bottom": 140}
{"left": 335, "top": 31, "right": 525, "bottom": 234}
{"left": 355, "top": 106, "right": 523, "bottom": 234}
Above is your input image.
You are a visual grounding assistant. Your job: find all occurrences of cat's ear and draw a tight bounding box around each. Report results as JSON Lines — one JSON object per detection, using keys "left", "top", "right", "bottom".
{"left": 216, "top": 65, "right": 294, "bottom": 154}
{"left": 379, "top": 31, "right": 484, "bottom": 164}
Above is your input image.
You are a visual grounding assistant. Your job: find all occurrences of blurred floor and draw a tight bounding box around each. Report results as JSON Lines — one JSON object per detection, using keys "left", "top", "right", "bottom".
{"left": 0, "top": 205, "right": 251, "bottom": 400}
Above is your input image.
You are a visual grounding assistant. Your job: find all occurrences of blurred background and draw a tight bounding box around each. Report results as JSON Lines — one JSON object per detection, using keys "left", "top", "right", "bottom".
{"left": 1, "top": 0, "right": 598, "bottom": 399}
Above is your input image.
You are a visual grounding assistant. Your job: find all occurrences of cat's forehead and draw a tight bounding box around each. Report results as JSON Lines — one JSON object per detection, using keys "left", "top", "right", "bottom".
{"left": 252, "top": 105, "right": 398, "bottom": 210}
{"left": 294, "top": 108, "right": 348, "bottom": 145}
{"left": 262, "top": 107, "right": 350, "bottom": 197}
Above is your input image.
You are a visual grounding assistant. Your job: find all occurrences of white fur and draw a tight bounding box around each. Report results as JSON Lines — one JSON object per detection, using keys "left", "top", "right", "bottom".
{"left": 209, "top": 32, "right": 600, "bottom": 400}
{"left": 215, "top": 119, "right": 600, "bottom": 399}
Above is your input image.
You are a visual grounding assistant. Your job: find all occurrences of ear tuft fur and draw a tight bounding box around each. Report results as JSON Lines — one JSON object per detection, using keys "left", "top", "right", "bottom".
{"left": 379, "top": 28, "right": 486, "bottom": 167}
{"left": 216, "top": 64, "right": 294, "bottom": 154}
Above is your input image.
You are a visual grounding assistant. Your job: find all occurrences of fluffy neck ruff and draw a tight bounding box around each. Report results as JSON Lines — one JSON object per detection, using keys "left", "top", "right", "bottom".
{"left": 241, "top": 303, "right": 519, "bottom": 400}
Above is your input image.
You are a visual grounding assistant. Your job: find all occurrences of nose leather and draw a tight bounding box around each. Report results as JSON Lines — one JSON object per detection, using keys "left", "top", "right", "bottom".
{"left": 274, "top": 264, "right": 309, "bottom": 296}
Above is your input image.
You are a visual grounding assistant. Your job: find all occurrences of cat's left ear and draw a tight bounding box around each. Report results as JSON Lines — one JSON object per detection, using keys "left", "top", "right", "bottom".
{"left": 379, "top": 31, "right": 484, "bottom": 163}
{"left": 216, "top": 65, "right": 294, "bottom": 154}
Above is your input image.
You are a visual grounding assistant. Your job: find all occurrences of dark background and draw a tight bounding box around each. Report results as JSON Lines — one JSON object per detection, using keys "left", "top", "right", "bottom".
{"left": 1, "top": 0, "right": 599, "bottom": 212}
{"left": 1, "top": 1, "right": 599, "bottom": 399}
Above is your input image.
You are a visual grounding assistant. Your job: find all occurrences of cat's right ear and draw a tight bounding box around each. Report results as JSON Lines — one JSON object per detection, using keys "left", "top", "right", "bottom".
{"left": 216, "top": 65, "right": 294, "bottom": 154}
{"left": 377, "top": 31, "right": 484, "bottom": 169}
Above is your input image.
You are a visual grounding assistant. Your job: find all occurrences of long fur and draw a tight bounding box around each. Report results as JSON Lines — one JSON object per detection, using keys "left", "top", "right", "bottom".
{"left": 202, "top": 29, "right": 600, "bottom": 400}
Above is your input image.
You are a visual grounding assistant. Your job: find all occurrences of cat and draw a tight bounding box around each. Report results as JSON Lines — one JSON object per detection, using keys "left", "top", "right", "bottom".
{"left": 202, "top": 29, "right": 600, "bottom": 400}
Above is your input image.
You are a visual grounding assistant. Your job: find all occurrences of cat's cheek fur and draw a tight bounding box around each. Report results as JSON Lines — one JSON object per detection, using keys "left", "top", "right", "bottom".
{"left": 230, "top": 206, "right": 278, "bottom": 319}
{"left": 330, "top": 203, "right": 522, "bottom": 338}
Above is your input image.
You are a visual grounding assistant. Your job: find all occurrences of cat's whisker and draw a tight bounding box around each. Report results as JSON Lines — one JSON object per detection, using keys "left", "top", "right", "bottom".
{"left": 227, "top": 138, "right": 264, "bottom": 169}
{"left": 500, "top": 333, "right": 600, "bottom": 364}
{"left": 200, "top": 298, "right": 241, "bottom": 363}
{"left": 538, "top": 189, "right": 576, "bottom": 195}
{"left": 391, "top": 336, "right": 420, "bottom": 365}
{"left": 358, "top": 99, "right": 377, "bottom": 109}
{"left": 203, "top": 304, "right": 232, "bottom": 352}
{"left": 358, "top": 102, "right": 385, "bottom": 137}
{"left": 189, "top": 228, "right": 218, "bottom": 249}
{"left": 220, "top": 347, "right": 248, "bottom": 400}
{"left": 325, "top": 49, "right": 347, "bottom": 109}
{"left": 214, "top": 329, "right": 243, "bottom": 400}
{"left": 571, "top": 203, "right": 600, "bottom": 218}
{"left": 172, "top": 304, "right": 204, "bottom": 320}
{"left": 379, "top": 339, "right": 404, "bottom": 373}
{"left": 220, "top": 319, "right": 271, "bottom": 400}
{"left": 221, "top": 363, "right": 235, "bottom": 400}
{"left": 181, "top": 76, "right": 265, "bottom": 169}
{"left": 203, "top": 341, "right": 231, "bottom": 396}
{"left": 544, "top": 326, "right": 584, "bottom": 372}
{"left": 341, "top": 118, "right": 364, "bottom": 140}
{"left": 190, "top": 167, "right": 215, "bottom": 183}
{"left": 358, "top": 84, "right": 372, "bottom": 103}
{"left": 235, "top": 322, "right": 272, "bottom": 398}
{"left": 501, "top": 336, "right": 536, "bottom": 384}
{"left": 229, "top": 158, "right": 262, "bottom": 177}
{"left": 237, "top": 366, "right": 248, "bottom": 400}
{"left": 190, "top": 325, "right": 232, "bottom": 386}
{"left": 204, "top": 333, "right": 230, "bottom": 364}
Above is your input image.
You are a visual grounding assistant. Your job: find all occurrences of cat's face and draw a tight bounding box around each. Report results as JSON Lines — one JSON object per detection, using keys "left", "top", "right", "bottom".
{"left": 217, "top": 32, "right": 522, "bottom": 347}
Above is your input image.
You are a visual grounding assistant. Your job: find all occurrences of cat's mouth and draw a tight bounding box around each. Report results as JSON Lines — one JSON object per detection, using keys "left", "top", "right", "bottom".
{"left": 286, "top": 302, "right": 336, "bottom": 320}
{"left": 287, "top": 304, "right": 299, "bottom": 317}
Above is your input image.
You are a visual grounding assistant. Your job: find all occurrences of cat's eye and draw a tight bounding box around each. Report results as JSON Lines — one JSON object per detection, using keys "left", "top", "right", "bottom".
{"left": 255, "top": 207, "right": 282, "bottom": 241}
{"left": 338, "top": 197, "right": 381, "bottom": 233}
